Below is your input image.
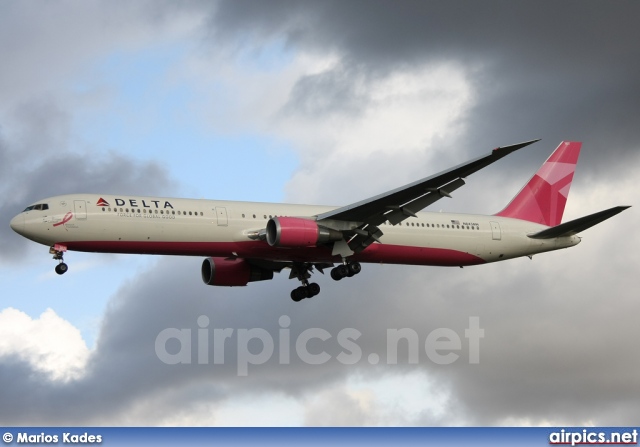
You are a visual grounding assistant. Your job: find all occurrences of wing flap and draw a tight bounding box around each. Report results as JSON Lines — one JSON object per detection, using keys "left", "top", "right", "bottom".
{"left": 384, "top": 178, "right": 467, "bottom": 225}
{"left": 528, "top": 206, "right": 631, "bottom": 239}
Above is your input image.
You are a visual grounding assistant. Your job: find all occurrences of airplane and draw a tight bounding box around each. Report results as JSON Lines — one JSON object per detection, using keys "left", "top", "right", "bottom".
{"left": 10, "top": 140, "right": 630, "bottom": 302}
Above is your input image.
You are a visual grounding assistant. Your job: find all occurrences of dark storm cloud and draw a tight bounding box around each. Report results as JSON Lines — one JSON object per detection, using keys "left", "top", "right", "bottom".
{"left": 0, "top": 151, "right": 174, "bottom": 262}
{"left": 281, "top": 65, "right": 370, "bottom": 118}
{"left": 206, "top": 0, "right": 640, "bottom": 425}
{"left": 0, "top": 1, "right": 193, "bottom": 264}
{"left": 212, "top": 0, "right": 640, "bottom": 171}
{"left": 0, "top": 98, "right": 176, "bottom": 263}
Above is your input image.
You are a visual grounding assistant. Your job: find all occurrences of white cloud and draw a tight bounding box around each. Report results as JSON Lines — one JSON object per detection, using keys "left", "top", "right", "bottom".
{"left": 276, "top": 62, "right": 474, "bottom": 204}
{"left": 0, "top": 1, "right": 203, "bottom": 104}
{"left": 0, "top": 308, "right": 90, "bottom": 382}
{"left": 303, "top": 385, "right": 378, "bottom": 426}
{"left": 303, "top": 370, "right": 457, "bottom": 426}
{"left": 162, "top": 45, "right": 474, "bottom": 205}
{"left": 212, "top": 393, "right": 303, "bottom": 427}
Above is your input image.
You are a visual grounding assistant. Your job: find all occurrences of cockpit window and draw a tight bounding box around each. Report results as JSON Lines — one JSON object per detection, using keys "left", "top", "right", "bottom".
{"left": 23, "top": 203, "right": 49, "bottom": 212}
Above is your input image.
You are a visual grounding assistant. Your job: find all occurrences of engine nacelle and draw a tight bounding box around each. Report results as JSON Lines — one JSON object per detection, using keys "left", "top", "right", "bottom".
{"left": 201, "top": 257, "right": 273, "bottom": 286}
{"left": 266, "top": 216, "right": 342, "bottom": 248}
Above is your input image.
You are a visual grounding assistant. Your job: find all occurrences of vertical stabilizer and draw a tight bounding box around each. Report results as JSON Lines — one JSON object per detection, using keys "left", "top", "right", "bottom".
{"left": 496, "top": 141, "right": 581, "bottom": 226}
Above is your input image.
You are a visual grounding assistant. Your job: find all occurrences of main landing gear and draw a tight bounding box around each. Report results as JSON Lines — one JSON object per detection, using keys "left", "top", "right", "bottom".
{"left": 289, "top": 260, "right": 362, "bottom": 302}
{"left": 289, "top": 262, "right": 321, "bottom": 302}
{"left": 50, "top": 246, "right": 69, "bottom": 275}
{"left": 291, "top": 281, "right": 321, "bottom": 302}
{"left": 330, "top": 261, "right": 361, "bottom": 281}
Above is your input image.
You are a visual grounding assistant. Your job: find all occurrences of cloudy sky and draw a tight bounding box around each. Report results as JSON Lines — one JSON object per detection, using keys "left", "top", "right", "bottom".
{"left": 1, "top": 0, "right": 638, "bottom": 426}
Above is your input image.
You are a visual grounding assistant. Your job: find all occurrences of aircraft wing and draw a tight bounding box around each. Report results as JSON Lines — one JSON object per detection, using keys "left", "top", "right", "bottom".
{"left": 317, "top": 139, "right": 540, "bottom": 253}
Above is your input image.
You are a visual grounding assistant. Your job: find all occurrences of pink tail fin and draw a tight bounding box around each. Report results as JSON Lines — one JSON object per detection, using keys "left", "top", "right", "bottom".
{"left": 496, "top": 141, "right": 581, "bottom": 226}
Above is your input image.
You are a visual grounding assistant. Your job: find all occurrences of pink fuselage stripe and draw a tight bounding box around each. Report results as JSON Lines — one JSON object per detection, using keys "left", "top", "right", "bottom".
{"left": 60, "top": 240, "right": 486, "bottom": 267}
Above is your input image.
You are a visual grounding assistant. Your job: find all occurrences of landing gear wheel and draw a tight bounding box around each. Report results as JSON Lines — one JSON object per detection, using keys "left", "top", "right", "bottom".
{"left": 307, "top": 282, "right": 321, "bottom": 297}
{"left": 291, "top": 286, "right": 307, "bottom": 302}
{"left": 331, "top": 264, "right": 349, "bottom": 281}
{"left": 290, "top": 283, "right": 321, "bottom": 301}
{"left": 51, "top": 246, "right": 68, "bottom": 276}
{"left": 348, "top": 262, "right": 361, "bottom": 275}
{"left": 289, "top": 262, "right": 324, "bottom": 301}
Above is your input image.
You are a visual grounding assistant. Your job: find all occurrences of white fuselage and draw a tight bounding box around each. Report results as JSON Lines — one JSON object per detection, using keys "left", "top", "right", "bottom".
{"left": 10, "top": 194, "right": 580, "bottom": 267}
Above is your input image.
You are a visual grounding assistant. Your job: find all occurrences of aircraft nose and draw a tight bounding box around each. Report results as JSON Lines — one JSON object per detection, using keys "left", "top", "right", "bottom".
{"left": 10, "top": 213, "right": 24, "bottom": 234}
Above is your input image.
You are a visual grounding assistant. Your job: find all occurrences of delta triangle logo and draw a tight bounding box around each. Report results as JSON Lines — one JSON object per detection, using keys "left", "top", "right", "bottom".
{"left": 96, "top": 198, "right": 110, "bottom": 207}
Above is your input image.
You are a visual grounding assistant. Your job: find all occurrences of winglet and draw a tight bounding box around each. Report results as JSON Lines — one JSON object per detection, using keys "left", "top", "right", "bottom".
{"left": 528, "top": 206, "right": 631, "bottom": 239}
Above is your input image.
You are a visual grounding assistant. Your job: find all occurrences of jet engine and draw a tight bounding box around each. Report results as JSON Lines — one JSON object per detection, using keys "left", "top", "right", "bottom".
{"left": 266, "top": 216, "right": 342, "bottom": 248}
{"left": 201, "top": 257, "right": 273, "bottom": 286}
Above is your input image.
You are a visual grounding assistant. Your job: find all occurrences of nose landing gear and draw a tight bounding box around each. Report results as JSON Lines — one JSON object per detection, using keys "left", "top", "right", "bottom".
{"left": 50, "top": 245, "right": 69, "bottom": 275}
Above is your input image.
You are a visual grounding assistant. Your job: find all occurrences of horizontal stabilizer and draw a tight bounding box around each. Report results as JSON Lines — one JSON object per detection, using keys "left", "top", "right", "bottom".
{"left": 528, "top": 206, "right": 631, "bottom": 239}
